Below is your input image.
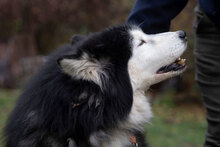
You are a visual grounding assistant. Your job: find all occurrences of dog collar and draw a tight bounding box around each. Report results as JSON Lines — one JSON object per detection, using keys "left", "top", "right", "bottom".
{"left": 128, "top": 133, "right": 139, "bottom": 147}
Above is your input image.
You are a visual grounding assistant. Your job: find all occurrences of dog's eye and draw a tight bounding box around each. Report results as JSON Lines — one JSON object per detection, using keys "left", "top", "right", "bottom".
{"left": 138, "top": 39, "right": 146, "bottom": 47}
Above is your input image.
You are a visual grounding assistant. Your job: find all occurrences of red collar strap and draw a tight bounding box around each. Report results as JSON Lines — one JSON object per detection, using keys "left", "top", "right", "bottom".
{"left": 128, "top": 133, "right": 139, "bottom": 147}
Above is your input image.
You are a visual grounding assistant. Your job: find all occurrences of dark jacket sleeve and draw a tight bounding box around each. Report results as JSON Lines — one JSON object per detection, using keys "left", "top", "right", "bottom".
{"left": 199, "top": 0, "right": 220, "bottom": 27}
{"left": 127, "top": 0, "right": 188, "bottom": 34}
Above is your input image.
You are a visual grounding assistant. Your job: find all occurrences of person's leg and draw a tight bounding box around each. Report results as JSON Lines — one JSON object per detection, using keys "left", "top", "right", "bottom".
{"left": 194, "top": 6, "right": 220, "bottom": 147}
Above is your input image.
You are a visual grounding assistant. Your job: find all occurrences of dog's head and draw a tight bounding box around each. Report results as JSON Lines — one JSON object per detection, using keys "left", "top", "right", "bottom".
{"left": 57, "top": 25, "right": 133, "bottom": 90}
{"left": 57, "top": 25, "right": 187, "bottom": 91}
{"left": 128, "top": 28, "right": 187, "bottom": 90}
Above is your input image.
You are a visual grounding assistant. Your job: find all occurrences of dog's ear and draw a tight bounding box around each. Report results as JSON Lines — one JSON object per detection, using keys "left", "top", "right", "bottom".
{"left": 57, "top": 53, "right": 105, "bottom": 87}
{"left": 71, "top": 35, "right": 86, "bottom": 45}
{"left": 57, "top": 53, "right": 79, "bottom": 69}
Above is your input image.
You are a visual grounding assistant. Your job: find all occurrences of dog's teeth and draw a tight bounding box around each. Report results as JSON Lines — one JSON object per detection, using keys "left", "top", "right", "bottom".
{"left": 178, "top": 59, "right": 186, "bottom": 65}
{"left": 175, "top": 57, "right": 181, "bottom": 62}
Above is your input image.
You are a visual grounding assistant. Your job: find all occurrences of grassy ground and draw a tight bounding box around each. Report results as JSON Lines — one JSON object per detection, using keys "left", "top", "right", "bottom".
{"left": 0, "top": 89, "right": 19, "bottom": 146}
{"left": 0, "top": 89, "right": 207, "bottom": 147}
{"left": 146, "top": 116, "right": 206, "bottom": 147}
{"left": 146, "top": 91, "right": 207, "bottom": 147}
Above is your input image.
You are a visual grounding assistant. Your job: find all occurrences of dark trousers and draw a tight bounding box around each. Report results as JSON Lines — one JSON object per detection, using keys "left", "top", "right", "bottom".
{"left": 194, "top": 6, "right": 220, "bottom": 147}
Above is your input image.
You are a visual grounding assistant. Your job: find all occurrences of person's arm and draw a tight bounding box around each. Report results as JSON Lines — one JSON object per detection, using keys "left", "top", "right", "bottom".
{"left": 127, "top": 0, "right": 188, "bottom": 34}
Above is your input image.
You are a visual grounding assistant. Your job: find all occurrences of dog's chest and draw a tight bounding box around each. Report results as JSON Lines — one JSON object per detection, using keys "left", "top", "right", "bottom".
{"left": 89, "top": 91, "right": 152, "bottom": 147}
{"left": 127, "top": 91, "right": 152, "bottom": 130}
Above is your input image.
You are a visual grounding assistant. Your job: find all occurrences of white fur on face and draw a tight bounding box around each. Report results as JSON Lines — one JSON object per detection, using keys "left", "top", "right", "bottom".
{"left": 129, "top": 29, "right": 187, "bottom": 90}
{"left": 124, "top": 28, "right": 187, "bottom": 135}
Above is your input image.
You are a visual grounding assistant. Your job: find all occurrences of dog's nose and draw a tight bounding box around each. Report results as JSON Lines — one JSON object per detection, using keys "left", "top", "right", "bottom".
{"left": 178, "top": 30, "right": 187, "bottom": 40}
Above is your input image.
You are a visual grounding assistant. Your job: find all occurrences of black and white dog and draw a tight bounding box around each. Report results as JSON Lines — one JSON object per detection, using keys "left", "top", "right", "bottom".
{"left": 4, "top": 25, "right": 187, "bottom": 147}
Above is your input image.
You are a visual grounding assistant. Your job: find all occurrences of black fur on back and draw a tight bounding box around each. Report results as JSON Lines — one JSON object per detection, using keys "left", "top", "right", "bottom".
{"left": 4, "top": 25, "right": 134, "bottom": 147}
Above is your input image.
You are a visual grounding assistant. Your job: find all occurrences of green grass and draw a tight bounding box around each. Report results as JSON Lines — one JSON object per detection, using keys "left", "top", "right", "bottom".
{"left": 146, "top": 91, "right": 207, "bottom": 147}
{"left": 0, "top": 89, "right": 19, "bottom": 146}
{"left": 146, "top": 116, "right": 206, "bottom": 147}
{"left": 0, "top": 89, "right": 207, "bottom": 147}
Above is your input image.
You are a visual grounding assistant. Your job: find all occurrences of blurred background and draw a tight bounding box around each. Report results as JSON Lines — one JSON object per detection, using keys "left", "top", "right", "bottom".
{"left": 0, "top": 0, "right": 206, "bottom": 146}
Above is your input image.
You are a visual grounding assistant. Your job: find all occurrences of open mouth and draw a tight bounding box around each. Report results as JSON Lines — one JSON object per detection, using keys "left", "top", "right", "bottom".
{"left": 156, "top": 57, "right": 186, "bottom": 74}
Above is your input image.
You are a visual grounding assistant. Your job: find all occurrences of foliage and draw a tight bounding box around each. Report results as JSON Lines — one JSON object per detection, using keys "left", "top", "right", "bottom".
{"left": 0, "top": 0, "right": 134, "bottom": 53}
